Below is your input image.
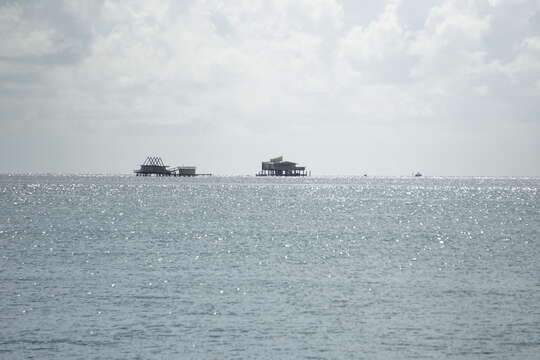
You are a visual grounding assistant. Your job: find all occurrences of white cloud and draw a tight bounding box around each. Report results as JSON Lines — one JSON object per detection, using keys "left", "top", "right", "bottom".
{"left": 0, "top": 4, "right": 58, "bottom": 58}
{"left": 410, "top": 0, "right": 492, "bottom": 78}
{"left": 339, "top": 1, "right": 413, "bottom": 83}
{"left": 0, "top": 0, "right": 539, "bottom": 175}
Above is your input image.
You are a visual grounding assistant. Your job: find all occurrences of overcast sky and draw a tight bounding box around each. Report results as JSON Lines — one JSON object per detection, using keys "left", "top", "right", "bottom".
{"left": 0, "top": 0, "right": 539, "bottom": 176}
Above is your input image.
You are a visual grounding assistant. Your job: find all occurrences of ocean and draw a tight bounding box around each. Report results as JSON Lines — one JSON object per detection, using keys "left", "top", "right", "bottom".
{"left": 1, "top": 175, "right": 539, "bottom": 359}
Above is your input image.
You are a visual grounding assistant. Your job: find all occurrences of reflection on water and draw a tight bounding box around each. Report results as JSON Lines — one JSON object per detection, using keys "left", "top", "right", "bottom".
{"left": 1, "top": 175, "right": 539, "bottom": 359}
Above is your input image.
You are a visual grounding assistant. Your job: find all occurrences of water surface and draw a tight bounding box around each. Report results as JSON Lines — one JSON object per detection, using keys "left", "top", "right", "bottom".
{"left": 1, "top": 175, "right": 539, "bottom": 359}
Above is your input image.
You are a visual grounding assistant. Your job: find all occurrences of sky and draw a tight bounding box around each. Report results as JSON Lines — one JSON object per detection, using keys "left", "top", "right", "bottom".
{"left": 0, "top": 0, "right": 539, "bottom": 176}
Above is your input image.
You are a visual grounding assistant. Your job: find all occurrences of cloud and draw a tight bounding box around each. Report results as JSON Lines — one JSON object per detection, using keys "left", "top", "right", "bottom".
{"left": 0, "top": 0, "right": 539, "bottom": 175}
{"left": 340, "top": 1, "right": 413, "bottom": 83}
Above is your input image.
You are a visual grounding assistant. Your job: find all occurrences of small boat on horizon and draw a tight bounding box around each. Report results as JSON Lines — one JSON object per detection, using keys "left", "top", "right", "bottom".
{"left": 414, "top": 172, "right": 422, "bottom": 177}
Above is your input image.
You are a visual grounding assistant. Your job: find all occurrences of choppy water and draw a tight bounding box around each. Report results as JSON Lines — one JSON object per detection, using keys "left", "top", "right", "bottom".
{"left": 1, "top": 175, "right": 539, "bottom": 359}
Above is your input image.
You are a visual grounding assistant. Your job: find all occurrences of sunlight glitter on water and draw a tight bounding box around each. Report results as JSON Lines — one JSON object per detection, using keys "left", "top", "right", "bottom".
{"left": 0, "top": 175, "right": 538, "bottom": 359}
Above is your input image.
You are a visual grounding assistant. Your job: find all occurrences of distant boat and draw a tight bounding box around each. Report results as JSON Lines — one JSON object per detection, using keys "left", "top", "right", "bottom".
{"left": 414, "top": 172, "right": 422, "bottom": 177}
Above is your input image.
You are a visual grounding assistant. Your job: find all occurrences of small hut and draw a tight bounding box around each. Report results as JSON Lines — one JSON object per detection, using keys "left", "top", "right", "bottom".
{"left": 169, "top": 166, "right": 197, "bottom": 176}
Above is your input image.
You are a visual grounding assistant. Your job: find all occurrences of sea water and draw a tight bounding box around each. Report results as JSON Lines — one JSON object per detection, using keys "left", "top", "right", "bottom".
{"left": 1, "top": 175, "right": 539, "bottom": 359}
